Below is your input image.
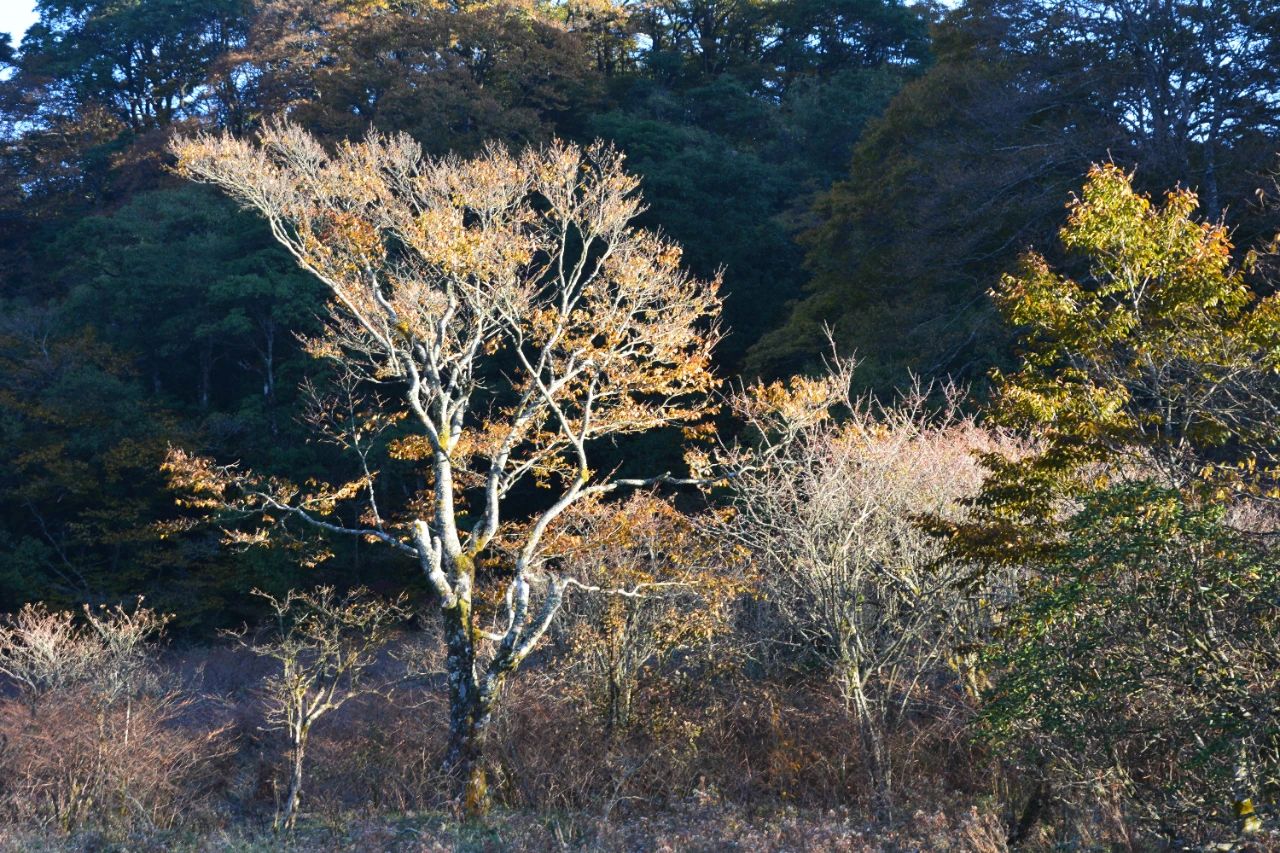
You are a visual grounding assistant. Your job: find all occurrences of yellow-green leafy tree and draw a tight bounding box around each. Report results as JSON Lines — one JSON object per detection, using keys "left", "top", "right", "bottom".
{"left": 953, "top": 163, "right": 1280, "bottom": 566}
{"left": 951, "top": 165, "right": 1280, "bottom": 842}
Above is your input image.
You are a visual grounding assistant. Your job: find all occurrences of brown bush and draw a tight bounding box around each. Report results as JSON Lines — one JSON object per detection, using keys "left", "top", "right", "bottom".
{"left": 301, "top": 686, "right": 453, "bottom": 818}
{"left": 0, "top": 686, "right": 233, "bottom": 833}
{"left": 280, "top": 627, "right": 453, "bottom": 818}
{"left": 0, "top": 600, "right": 234, "bottom": 837}
{"left": 545, "top": 492, "right": 744, "bottom": 736}
{"left": 0, "top": 628, "right": 1081, "bottom": 847}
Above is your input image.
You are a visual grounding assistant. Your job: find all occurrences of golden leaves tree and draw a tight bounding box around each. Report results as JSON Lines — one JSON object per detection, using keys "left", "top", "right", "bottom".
{"left": 166, "top": 121, "right": 721, "bottom": 810}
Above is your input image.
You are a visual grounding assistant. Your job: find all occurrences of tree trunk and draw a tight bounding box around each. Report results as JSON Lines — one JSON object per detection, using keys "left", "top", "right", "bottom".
{"left": 1202, "top": 139, "right": 1220, "bottom": 223}
{"left": 1232, "top": 744, "right": 1261, "bottom": 835}
{"left": 434, "top": 552, "right": 560, "bottom": 818}
{"left": 198, "top": 342, "right": 213, "bottom": 411}
{"left": 278, "top": 729, "right": 308, "bottom": 831}
{"left": 262, "top": 319, "right": 276, "bottom": 402}
{"left": 442, "top": 599, "right": 494, "bottom": 818}
{"left": 1008, "top": 776, "right": 1048, "bottom": 846}
{"left": 444, "top": 687, "right": 500, "bottom": 818}
{"left": 262, "top": 319, "right": 278, "bottom": 436}
{"left": 846, "top": 666, "right": 892, "bottom": 822}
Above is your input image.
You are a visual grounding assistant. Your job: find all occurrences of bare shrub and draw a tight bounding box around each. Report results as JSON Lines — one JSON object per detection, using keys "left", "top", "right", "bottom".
{"left": 718, "top": 360, "right": 1023, "bottom": 818}
{"left": 81, "top": 600, "right": 172, "bottom": 703}
{"left": 0, "top": 603, "right": 105, "bottom": 709}
{"left": 302, "top": 687, "right": 452, "bottom": 817}
{"left": 0, "top": 599, "right": 170, "bottom": 709}
{"left": 254, "top": 627, "right": 453, "bottom": 820}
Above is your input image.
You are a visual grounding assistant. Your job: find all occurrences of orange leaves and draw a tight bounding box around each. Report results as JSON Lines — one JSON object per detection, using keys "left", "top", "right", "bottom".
{"left": 544, "top": 492, "right": 745, "bottom": 729}
{"left": 552, "top": 493, "right": 742, "bottom": 593}
{"left": 388, "top": 434, "right": 434, "bottom": 462}
{"left": 160, "top": 448, "right": 236, "bottom": 511}
{"left": 527, "top": 139, "right": 642, "bottom": 235}
{"left": 732, "top": 371, "right": 846, "bottom": 438}
{"left": 162, "top": 446, "right": 376, "bottom": 551}
{"left": 326, "top": 476, "right": 369, "bottom": 504}
{"left": 173, "top": 120, "right": 721, "bottom": 430}
{"left": 172, "top": 120, "right": 727, "bottom": 625}
{"left": 316, "top": 210, "right": 385, "bottom": 269}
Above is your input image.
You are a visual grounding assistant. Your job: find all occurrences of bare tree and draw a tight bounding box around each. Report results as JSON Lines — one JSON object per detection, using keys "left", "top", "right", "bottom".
{"left": 237, "top": 586, "right": 407, "bottom": 831}
{"left": 167, "top": 121, "right": 721, "bottom": 810}
{"left": 716, "top": 359, "right": 1019, "bottom": 819}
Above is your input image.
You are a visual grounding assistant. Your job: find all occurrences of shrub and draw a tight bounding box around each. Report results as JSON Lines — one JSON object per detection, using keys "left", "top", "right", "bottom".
{"left": 0, "top": 600, "right": 232, "bottom": 835}
{"left": 546, "top": 493, "right": 742, "bottom": 735}
{"left": 984, "top": 482, "right": 1280, "bottom": 844}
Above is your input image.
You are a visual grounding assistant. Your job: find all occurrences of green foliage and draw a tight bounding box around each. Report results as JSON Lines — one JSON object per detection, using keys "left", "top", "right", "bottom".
{"left": 248, "top": 0, "right": 602, "bottom": 153}
{"left": 775, "top": 66, "right": 907, "bottom": 180}
{"left": 992, "top": 164, "right": 1271, "bottom": 461}
{"left": 22, "top": 0, "right": 248, "bottom": 130}
{"left": 0, "top": 186, "right": 395, "bottom": 630}
{"left": 750, "top": 22, "right": 1089, "bottom": 384}
{"left": 633, "top": 0, "right": 927, "bottom": 91}
{"left": 591, "top": 45, "right": 917, "bottom": 373}
{"left": 949, "top": 160, "right": 1280, "bottom": 841}
{"left": 0, "top": 308, "right": 152, "bottom": 606}
{"left": 0, "top": 304, "right": 232, "bottom": 623}
{"left": 60, "top": 186, "right": 323, "bottom": 430}
{"left": 949, "top": 165, "right": 1280, "bottom": 566}
{"left": 982, "top": 481, "right": 1280, "bottom": 840}
{"left": 593, "top": 0, "right": 926, "bottom": 371}
{"left": 589, "top": 101, "right": 801, "bottom": 369}
{"left": 768, "top": 0, "right": 929, "bottom": 80}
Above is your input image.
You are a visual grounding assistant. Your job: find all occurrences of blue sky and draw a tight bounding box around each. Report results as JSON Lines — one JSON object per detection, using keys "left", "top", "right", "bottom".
{"left": 0, "top": 0, "right": 36, "bottom": 45}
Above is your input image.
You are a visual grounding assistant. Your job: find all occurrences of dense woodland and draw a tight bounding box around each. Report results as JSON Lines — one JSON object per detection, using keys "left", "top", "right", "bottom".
{"left": 3, "top": 0, "right": 1280, "bottom": 849}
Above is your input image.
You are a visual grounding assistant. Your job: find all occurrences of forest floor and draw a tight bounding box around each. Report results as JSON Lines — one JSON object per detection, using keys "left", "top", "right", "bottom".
{"left": 0, "top": 802, "right": 1013, "bottom": 852}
